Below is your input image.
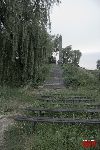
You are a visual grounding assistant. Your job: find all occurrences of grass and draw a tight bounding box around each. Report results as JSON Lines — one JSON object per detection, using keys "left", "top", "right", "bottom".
{"left": 2, "top": 122, "right": 100, "bottom": 150}
{"left": 1, "top": 64, "right": 100, "bottom": 150}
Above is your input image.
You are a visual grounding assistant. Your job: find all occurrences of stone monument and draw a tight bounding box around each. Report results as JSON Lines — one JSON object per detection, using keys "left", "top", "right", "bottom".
{"left": 58, "top": 35, "right": 62, "bottom": 63}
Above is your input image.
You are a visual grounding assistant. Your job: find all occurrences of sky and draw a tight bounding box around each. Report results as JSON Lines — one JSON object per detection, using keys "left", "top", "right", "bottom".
{"left": 50, "top": 0, "right": 100, "bottom": 69}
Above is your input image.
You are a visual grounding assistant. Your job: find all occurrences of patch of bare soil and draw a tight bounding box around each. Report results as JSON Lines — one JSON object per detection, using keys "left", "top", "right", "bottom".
{"left": 0, "top": 115, "right": 13, "bottom": 147}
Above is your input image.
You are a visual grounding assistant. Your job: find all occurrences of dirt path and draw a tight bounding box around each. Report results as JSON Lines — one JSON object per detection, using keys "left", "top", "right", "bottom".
{"left": 0, "top": 115, "right": 13, "bottom": 147}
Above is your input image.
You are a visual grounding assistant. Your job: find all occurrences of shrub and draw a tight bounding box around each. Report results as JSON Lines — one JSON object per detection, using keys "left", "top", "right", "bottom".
{"left": 62, "top": 64, "right": 98, "bottom": 88}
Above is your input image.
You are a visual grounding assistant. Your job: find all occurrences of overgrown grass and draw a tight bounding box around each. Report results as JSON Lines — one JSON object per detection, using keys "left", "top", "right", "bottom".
{"left": 1, "top": 87, "right": 100, "bottom": 150}
{"left": 62, "top": 64, "right": 100, "bottom": 91}
{"left": 0, "top": 86, "right": 37, "bottom": 115}
{"left": 33, "top": 64, "right": 52, "bottom": 86}
{"left": 1, "top": 64, "right": 100, "bottom": 150}
{"left": 2, "top": 122, "right": 100, "bottom": 150}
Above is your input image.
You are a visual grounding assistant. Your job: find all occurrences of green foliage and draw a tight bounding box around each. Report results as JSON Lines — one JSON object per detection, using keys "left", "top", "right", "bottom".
{"left": 53, "top": 34, "right": 61, "bottom": 51}
{"left": 96, "top": 60, "right": 100, "bottom": 70}
{"left": 33, "top": 64, "right": 51, "bottom": 85}
{"left": 64, "top": 76, "right": 80, "bottom": 87}
{"left": 62, "top": 45, "right": 72, "bottom": 64}
{"left": 0, "top": 0, "right": 60, "bottom": 86}
{"left": 72, "top": 50, "right": 82, "bottom": 66}
{"left": 2, "top": 121, "right": 100, "bottom": 150}
{"left": 62, "top": 46, "right": 82, "bottom": 66}
{"left": 63, "top": 64, "right": 98, "bottom": 88}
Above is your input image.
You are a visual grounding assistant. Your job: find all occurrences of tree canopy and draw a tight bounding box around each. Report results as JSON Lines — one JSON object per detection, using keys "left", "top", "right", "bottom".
{"left": 62, "top": 45, "right": 82, "bottom": 66}
{"left": 97, "top": 60, "right": 100, "bottom": 70}
{"left": 0, "top": 0, "right": 60, "bottom": 86}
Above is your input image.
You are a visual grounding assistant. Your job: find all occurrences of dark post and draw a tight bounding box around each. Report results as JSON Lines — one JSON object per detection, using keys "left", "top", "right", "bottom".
{"left": 59, "top": 35, "right": 62, "bottom": 64}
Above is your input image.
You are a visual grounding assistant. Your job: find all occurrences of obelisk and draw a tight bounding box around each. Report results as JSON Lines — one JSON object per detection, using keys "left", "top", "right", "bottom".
{"left": 59, "top": 35, "right": 62, "bottom": 63}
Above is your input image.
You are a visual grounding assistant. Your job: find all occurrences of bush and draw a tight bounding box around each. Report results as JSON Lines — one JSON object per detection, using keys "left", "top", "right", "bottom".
{"left": 35, "top": 64, "right": 51, "bottom": 84}
{"left": 64, "top": 77, "right": 80, "bottom": 87}
{"left": 62, "top": 64, "right": 98, "bottom": 88}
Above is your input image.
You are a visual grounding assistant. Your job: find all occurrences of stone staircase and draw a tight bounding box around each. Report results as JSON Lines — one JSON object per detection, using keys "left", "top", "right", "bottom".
{"left": 44, "top": 64, "right": 65, "bottom": 89}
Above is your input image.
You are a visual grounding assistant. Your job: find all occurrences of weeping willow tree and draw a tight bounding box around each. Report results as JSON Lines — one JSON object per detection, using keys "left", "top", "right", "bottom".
{"left": 0, "top": 0, "right": 60, "bottom": 86}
